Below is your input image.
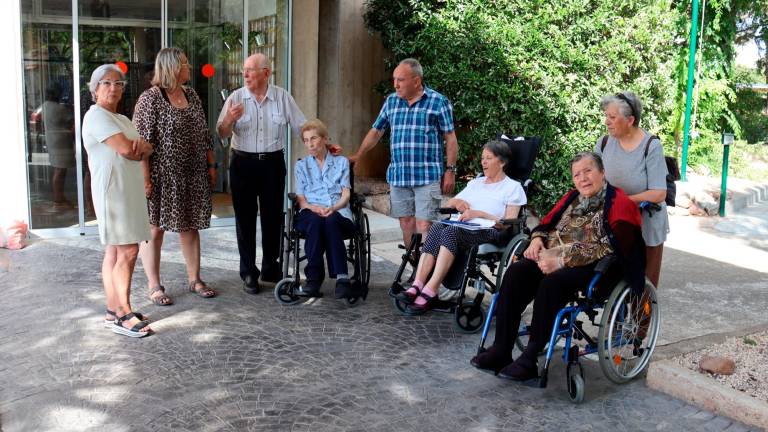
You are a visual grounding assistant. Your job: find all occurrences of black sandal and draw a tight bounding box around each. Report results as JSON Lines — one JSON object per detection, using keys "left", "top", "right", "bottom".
{"left": 112, "top": 312, "right": 152, "bottom": 338}
{"left": 406, "top": 290, "right": 437, "bottom": 315}
{"left": 105, "top": 309, "right": 148, "bottom": 327}
{"left": 395, "top": 286, "right": 420, "bottom": 304}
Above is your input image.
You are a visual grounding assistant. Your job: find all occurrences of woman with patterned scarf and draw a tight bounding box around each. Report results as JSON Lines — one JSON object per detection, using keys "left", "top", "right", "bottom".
{"left": 470, "top": 151, "right": 645, "bottom": 380}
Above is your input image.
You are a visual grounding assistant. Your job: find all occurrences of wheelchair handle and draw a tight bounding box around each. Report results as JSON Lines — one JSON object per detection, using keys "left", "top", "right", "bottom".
{"left": 639, "top": 201, "right": 661, "bottom": 217}
{"left": 438, "top": 207, "right": 459, "bottom": 214}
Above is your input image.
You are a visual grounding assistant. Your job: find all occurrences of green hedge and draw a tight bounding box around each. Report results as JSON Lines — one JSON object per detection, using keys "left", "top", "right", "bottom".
{"left": 364, "top": 0, "right": 681, "bottom": 213}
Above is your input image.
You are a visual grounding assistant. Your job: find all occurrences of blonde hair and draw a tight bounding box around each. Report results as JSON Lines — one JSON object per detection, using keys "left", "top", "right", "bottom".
{"left": 152, "top": 47, "right": 186, "bottom": 89}
{"left": 300, "top": 119, "right": 329, "bottom": 139}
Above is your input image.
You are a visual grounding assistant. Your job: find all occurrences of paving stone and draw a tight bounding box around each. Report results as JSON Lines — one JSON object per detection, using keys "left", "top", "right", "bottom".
{"left": 0, "top": 230, "right": 756, "bottom": 431}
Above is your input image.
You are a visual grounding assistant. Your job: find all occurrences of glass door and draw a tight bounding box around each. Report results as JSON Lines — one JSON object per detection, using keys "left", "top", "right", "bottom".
{"left": 167, "top": 0, "right": 244, "bottom": 219}
{"left": 21, "top": 0, "right": 79, "bottom": 230}
{"left": 77, "top": 1, "right": 163, "bottom": 227}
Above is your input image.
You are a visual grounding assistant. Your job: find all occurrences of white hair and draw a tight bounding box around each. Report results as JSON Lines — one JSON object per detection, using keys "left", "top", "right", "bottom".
{"left": 88, "top": 64, "right": 125, "bottom": 102}
{"left": 398, "top": 58, "right": 423, "bottom": 79}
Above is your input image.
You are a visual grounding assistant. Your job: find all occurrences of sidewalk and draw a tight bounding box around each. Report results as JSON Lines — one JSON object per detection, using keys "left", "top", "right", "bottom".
{"left": 0, "top": 180, "right": 766, "bottom": 431}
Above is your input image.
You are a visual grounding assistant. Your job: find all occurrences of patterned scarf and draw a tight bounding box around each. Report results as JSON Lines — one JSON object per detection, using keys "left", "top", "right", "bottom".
{"left": 571, "top": 182, "right": 607, "bottom": 216}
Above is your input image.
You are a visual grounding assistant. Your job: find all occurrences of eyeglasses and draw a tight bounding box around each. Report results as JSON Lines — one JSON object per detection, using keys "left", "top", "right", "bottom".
{"left": 98, "top": 80, "right": 127, "bottom": 89}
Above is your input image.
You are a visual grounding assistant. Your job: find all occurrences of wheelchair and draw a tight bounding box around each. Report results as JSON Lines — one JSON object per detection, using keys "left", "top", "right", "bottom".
{"left": 273, "top": 166, "right": 371, "bottom": 306}
{"left": 476, "top": 253, "right": 661, "bottom": 404}
{"left": 388, "top": 135, "right": 541, "bottom": 333}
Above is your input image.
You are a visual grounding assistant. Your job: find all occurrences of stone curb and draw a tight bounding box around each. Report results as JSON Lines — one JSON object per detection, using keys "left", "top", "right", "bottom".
{"left": 647, "top": 360, "right": 768, "bottom": 431}
{"left": 726, "top": 182, "right": 768, "bottom": 214}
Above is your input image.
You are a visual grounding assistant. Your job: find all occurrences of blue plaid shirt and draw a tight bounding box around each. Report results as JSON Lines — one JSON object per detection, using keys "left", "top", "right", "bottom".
{"left": 294, "top": 154, "right": 353, "bottom": 221}
{"left": 372, "top": 86, "right": 455, "bottom": 187}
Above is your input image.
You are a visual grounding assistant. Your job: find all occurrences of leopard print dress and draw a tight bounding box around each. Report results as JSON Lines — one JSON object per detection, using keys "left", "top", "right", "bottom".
{"left": 133, "top": 86, "right": 213, "bottom": 232}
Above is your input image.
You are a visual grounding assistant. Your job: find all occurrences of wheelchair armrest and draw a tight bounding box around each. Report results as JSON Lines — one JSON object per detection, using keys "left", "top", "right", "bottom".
{"left": 594, "top": 254, "right": 617, "bottom": 274}
{"left": 350, "top": 193, "right": 366, "bottom": 206}
{"left": 499, "top": 217, "right": 523, "bottom": 226}
{"left": 438, "top": 207, "right": 459, "bottom": 214}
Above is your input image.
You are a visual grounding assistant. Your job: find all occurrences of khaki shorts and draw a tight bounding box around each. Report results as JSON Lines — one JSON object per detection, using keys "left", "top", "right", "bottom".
{"left": 390, "top": 182, "right": 441, "bottom": 220}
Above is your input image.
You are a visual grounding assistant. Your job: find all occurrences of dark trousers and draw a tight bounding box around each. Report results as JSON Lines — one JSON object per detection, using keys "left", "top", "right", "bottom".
{"left": 230, "top": 151, "right": 286, "bottom": 281}
{"left": 493, "top": 258, "right": 597, "bottom": 360}
{"left": 295, "top": 210, "right": 355, "bottom": 284}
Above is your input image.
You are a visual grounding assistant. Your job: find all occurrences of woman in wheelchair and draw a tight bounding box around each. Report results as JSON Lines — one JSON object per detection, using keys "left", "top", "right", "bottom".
{"left": 471, "top": 151, "right": 645, "bottom": 380}
{"left": 293, "top": 119, "right": 357, "bottom": 299}
{"left": 396, "top": 140, "right": 527, "bottom": 313}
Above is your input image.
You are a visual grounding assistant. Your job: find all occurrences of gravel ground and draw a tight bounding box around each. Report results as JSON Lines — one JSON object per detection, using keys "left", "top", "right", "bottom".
{"left": 677, "top": 330, "right": 768, "bottom": 403}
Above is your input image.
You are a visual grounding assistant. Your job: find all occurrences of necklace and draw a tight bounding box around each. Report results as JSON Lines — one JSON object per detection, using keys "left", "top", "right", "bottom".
{"left": 168, "top": 87, "right": 186, "bottom": 105}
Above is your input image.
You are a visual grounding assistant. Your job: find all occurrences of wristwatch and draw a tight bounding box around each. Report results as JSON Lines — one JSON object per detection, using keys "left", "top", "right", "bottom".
{"left": 207, "top": 162, "right": 219, "bottom": 169}
{"left": 446, "top": 164, "right": 457, "bottom": 173}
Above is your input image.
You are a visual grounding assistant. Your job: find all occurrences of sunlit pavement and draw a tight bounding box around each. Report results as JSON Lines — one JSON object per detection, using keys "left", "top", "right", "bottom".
{"left": 1, "top": 204, "right": 765, "bottom": 431}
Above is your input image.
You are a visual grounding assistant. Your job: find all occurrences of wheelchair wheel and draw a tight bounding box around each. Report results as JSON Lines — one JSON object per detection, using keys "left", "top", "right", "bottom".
{"left": 495, "top": 235, "right": 529, "bottom": 289}
{"left": 454, "top": 302, "right": 485, "bottom": 333}
{"left": 567, "top": 370, "right": 586, "bottom": 404}
{"left": 274, "top": 278, "right": 301, "bottom": 305}
{"left": 598, "top": 280, "right": 660, "bottom": 384}
{"left": 358, "top": 212, "right": 371, "bottom": 287}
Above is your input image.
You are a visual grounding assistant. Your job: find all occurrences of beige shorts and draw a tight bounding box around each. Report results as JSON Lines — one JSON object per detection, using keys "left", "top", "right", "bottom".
{"left": 389, "top": 182, "right": 441, "bottom": 220}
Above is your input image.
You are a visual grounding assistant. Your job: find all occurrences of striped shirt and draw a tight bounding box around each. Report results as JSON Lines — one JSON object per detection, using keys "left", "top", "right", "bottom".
{"left": 372, "top": 86, "right": 454, "bottom": 187}
{"left": 216, "top": 85, "right": 306, "bottom": 153}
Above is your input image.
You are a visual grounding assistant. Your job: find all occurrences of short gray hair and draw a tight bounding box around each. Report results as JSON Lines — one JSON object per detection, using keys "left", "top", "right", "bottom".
{"left": 482, "top": 140, "right": 512, "bottom": 166}
{"left": 398, "top": 58, "right": 423, "bottom": 79}
{"left": 600, "top": 91, "right": 643, "bottom": 127}
{"left": 152, "top": 47, "right": 186, "bottom": 89}
{"left": 569, "top": 151, "right": 605, "bottom": 172}
{"left": 88, "top": 64, "right": 125, "bottom": 102}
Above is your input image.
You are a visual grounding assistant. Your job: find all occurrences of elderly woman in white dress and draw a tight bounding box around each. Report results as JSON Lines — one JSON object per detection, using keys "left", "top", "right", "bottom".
{"left": 82, "top": 64, "right": 155, "bottom": 338}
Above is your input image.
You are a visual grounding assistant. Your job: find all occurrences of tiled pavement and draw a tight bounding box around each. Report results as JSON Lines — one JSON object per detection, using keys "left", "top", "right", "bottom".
{"left": 0, "top": 228, "right": 761, "bottom": 432}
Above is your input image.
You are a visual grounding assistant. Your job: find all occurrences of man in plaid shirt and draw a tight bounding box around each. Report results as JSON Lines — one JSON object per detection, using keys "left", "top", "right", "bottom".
{"left": 350, "top": 58, "right": 458, "bottom": 247}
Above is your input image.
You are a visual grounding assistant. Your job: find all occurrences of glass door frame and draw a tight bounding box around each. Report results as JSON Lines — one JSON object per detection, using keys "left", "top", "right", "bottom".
{"left": 27, "top": 0, "right": 293, "bottom": 238}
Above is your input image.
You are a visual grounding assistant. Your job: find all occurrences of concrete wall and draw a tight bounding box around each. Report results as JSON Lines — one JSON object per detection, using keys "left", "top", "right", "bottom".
{"left": 291, "top": 0, "right": 389, "bottom": 177}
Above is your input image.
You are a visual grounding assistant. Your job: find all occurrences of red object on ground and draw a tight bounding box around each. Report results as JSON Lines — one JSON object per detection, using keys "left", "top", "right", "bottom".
{"left": 201, "top": 64, "right": 215, "bottom": 78}
{"left": 115, "top": 61, "right": 128, "bottom": 74}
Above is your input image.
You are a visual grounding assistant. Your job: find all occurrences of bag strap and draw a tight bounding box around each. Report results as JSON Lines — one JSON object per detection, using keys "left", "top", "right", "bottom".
{"left": 643, "top": 134, "right": 659, "bottom": 158}
{"left": 600, "top": 135, "right": 609, "bottom": 152}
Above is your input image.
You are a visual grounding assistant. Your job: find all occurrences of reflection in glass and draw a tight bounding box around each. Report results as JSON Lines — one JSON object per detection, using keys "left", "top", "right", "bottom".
{"left": 21, "top": 2, "right": 78, "bottom": 229}
{"left": 78, "top": 2, "right": 163, "bottom": 226}
{"left": 168, "top": 0, "right": 247, "bottom": 218}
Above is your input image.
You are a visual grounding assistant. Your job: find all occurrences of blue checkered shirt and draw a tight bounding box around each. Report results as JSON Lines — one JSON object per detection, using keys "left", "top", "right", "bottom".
{"left": 372, "top": 86, "right": 455, "bottom": 187}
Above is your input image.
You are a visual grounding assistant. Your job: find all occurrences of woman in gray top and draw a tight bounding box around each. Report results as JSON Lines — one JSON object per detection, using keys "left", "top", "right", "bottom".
{"left": 595, "top": 91, "right": 669, "bottom": 288}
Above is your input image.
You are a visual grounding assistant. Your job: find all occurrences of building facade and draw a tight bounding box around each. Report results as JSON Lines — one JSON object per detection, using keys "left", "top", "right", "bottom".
{"left": 1, "top": 0, "right": 388, "bottom": 238}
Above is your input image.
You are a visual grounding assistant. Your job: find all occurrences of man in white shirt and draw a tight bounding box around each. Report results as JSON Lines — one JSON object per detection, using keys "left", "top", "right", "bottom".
{"left": 217, "top": 53, "right": 306, "bottom": 294}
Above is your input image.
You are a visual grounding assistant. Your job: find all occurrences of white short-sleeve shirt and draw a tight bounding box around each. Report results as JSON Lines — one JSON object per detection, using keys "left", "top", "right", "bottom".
{"left": 454, "top": 175, "right": 527, "bottom": 225}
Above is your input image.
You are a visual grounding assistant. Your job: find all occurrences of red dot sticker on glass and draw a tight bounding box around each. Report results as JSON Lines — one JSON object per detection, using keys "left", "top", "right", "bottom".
{"left": 115, "top": 61, "right": 128, "bottom": 74}
{"left": 201, "top": 64, "right": 215, "bottom": 78}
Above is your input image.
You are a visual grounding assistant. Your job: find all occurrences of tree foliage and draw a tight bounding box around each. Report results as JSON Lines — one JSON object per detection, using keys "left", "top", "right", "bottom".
{"left": 364, "top": 0, "right": 681, "bottom": 212}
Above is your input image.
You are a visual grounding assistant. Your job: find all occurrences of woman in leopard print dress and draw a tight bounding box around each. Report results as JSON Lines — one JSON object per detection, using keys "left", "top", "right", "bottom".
{"left": 133, "top": 47, "right": 217, "bottom": 305}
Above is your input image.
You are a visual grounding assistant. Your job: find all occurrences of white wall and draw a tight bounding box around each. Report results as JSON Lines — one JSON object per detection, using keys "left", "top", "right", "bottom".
{"left": 0, "top": 1, "right": 30, "bottom": 227}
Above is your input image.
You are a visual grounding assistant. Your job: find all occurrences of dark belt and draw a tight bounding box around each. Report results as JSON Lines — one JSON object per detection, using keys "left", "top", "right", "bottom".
{"left": 232, "top": 149, "right": 284, "bottom": 160}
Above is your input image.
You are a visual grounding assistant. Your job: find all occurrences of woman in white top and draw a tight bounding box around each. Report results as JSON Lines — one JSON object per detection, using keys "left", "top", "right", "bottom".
{"left": 398, "top": 140, "right": 527, "bottom": 313}
{"left": 82, "top": 64, "right": 155, "bottom": 338}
